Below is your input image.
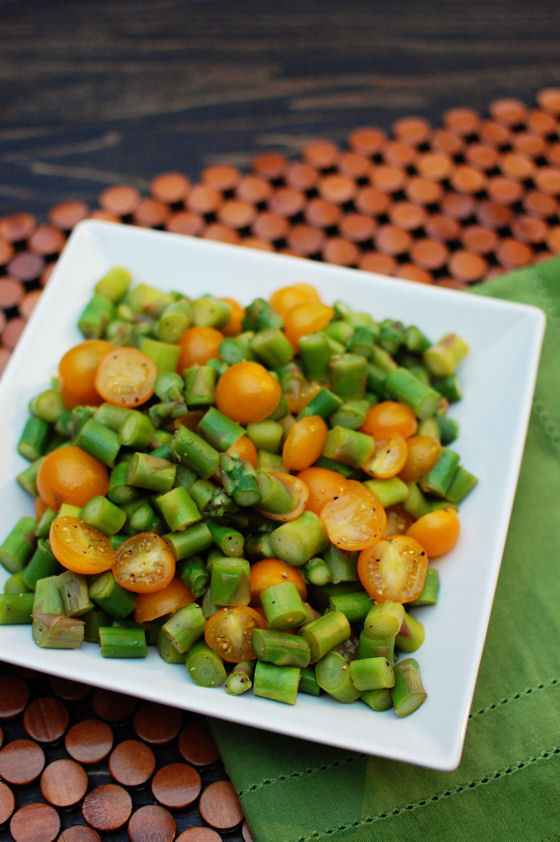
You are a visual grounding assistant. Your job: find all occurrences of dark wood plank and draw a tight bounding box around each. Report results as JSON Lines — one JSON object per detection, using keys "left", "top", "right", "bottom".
{"left": 1, "top": 0, "right": 559, "bottom": 216}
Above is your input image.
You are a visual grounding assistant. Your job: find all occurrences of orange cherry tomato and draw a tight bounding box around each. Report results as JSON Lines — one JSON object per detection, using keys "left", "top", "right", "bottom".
{"left": 283, "top": 379, "right": 322, "bottom": 415}
{"left": 94, "top": 347, "right": 157, "bottom": 408}
{"left": 361, "top": 432, "right": 408, "bottom": 479}
{"left": 214, "top": 361, "right": 281, "bottom": 424}
{"left": 358, "top": 534, "right": 428, "bottom": 603}
{"left": 255, "top": 471, "right": 309, "bottom": 522}
{"left": 360, "top": 401, "right": 418, "bottom": 439}
{"left": 399, "top": 435, "right": 442, "bottom": 483}
{"left": 249, "top": 558, "right": 307, "bottom": 603}
{"left": 225, "top": 435, "right": 258, "bottom": 468}
{"left": 58, "top": 339, "right": 113, "bottom": 407}
{"left": 406, "top": 507, "right": 460, "bottom": 558}
{"left": 283, "top": 302, "right": 334, "bottom": 351}
{"left": 219, "top": 297, "right": 245, "bottom": 337}
{"left": 204, "top": 605, "right": 267, "bottom": 663}
{"left": 133, "top": 577, "right": 195, "bottom": 623}
{"left": 268, "top": 283, "right": 321, "bottom": 317}
{"left": 178, "top": 325, "right": 224, "bottom": 369}
{"left": 36, "top": 446, "right": 109, "bottom": 510}
{"left": 49, "top": 516, "right": 116, "bottom": 575}
{"left": 113, "top": 532, "right": 176, "bottom": 594}
{"left": 319, "top": 479, "right": 387, "bottom": 551}
{"left": 282, "top": 415, "right": 328, "bottom": 472}
{"left": 297, "top": 467, "right": 349, "bottom": 515}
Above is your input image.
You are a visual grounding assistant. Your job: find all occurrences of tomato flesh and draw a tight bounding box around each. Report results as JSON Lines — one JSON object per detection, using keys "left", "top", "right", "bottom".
{"left": 49, "top": 516, "right": 116, "bottom": 575}
{"left": 204, "top": 606, "right": 267, "bottom": 663}
{"left": 297, "top": 467, "right": 349, "bottom": 515}
{"left": 319, "top": 480, "right": 387, "bottom": 551}
{"left": 95, "top": 347, "right": 157, "bottom": 408}
{"left": 133, "top": 578, "right": 194, "bottom": 623}
{"left": 255, "top": 472, "right": 309, "bottom": 522}
{"left": 362, "top": 433, "right": 408, "bottom": 479}
{"left": 358, "top": 535, "right": 428, "bottom": 603}
{"left": 114, "top": 532, "right": 176, "bottom": 593}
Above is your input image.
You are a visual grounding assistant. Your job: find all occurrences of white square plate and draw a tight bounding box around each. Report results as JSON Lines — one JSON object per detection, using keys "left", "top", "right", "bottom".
{"left": 0, "top": 221, "right": 545, "bottom": 770}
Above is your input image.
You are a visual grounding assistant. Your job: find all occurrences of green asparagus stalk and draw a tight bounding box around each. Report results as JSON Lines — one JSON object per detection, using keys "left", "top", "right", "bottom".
{"left": 391, "top": 657, "right": 427, "bottom": 716}
{"left": 225, "top": 661, "right": 254, "bottom": 695}
{"left": 32, "top": 613, "right": 84, "bottom": 648}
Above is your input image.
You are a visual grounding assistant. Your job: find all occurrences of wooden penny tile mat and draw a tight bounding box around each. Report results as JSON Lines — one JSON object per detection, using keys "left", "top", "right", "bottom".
{"left": 1, "top": 86, "right": 560, "bottom": 378}
{"left": 1, "top": 84, "right": 560, "bottom": 839}
{"left": 0, "top": 664, "right": 250, "bottom": 841}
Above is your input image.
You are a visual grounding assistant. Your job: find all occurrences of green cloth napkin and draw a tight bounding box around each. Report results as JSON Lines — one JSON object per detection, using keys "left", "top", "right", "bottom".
{"left": 210, "top": 259, "right": 560, "bottom": 842}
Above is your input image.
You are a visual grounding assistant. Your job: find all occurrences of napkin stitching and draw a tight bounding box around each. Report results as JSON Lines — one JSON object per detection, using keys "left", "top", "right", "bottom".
{"left": 468, "top": 676, "right": 558, "bottom": 720}
{"left": 237, "top": 752, "right": 364, "bottom": 795}
{"left": 288, "top": 747, "right": 560, "bottom": 841}
{"left": 236, "top": 681, "right": 558, "bottom": 798}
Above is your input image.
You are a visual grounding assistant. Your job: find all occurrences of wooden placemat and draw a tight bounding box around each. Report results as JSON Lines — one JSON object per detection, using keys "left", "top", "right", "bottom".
{"left": 1, "top": 84, "right": 559, "bottom": 841}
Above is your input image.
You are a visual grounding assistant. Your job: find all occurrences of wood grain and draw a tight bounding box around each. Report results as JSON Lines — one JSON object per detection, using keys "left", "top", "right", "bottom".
{"left": 1, "top": 0, "right": 559, "bottom": 216}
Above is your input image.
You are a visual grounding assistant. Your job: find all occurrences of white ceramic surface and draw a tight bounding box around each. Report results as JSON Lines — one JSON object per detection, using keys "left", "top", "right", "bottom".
{"left": 0, "top": 221, "right": 545, "bottom": 770}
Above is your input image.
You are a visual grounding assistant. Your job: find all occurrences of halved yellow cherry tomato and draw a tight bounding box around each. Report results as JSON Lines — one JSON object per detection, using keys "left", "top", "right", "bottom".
{"left": 249, "top": 558, "right": 307, "bottom": 603}
{"left": 204, "top": 605, "right": 267, "bottom": 663}
{"left": 297, "top": 466, "right": 349, "bottom": 516}
{"left": 360, "top": 401, "right": 417, "bottom": 439}
{"left": 58, "top": 339, "right": 113, "bottom": 407}
{"left": 319, "top": 480, "right": 387, "bottom": 551}
{"left": 49, "top": 516, "right": 116, "bottom": 575}
{"left": 95, "top": 347, "right": 157, "bottom": 408}
{"left": 361, "top": 432, "right": 408, "bottom": 479}
{"left": 282, "top": 415, "right": 328, "bottom": 472}
{"left": 358, "top": 534, "right": 428, "bottom": 603}
{"left": 113, "top": 532, "right": 176, "bottom": 593}
{"left": 133, "top": 577, "right": 194, "bottom": 623}
{"left": 37, "top": 446, "right": 109, "bottom": 511}
{"left": 406, "top": 507, "right": 460, "bottom": 557}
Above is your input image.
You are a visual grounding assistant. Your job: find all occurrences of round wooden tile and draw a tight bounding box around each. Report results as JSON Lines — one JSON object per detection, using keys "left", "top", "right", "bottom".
{"left": 65, "top": 718, "right": 114, "bottom": 765}
{"left": 199, "top": 780, "right": 244, "bottom": 831}
{"left": 23, "top": 696, "right": 69, "bottom": 743}
{"left": 0, "top": 779, "right": 15, "bottom": 825}
{"left": 152, "top": 762, "right": 202, "bottom": 809}
{"left": 0, "top": 739, "right": 45, "bottom": 784}
{"left": 178, "top": 719, "right": 220, "bottom": 767}
{"left": 108, "top": 738, "right": 156, "bottom": 787}
{"left": 56, "top": 826, "right": 101, "bottom": 842}
{"left": 127, "top": 804, "right": 176, "bottom": 842}
{"left": 40, "top": 758, "right": 88, "bottom": 808}
{"left": 0, "top": 674, "right": 29, "bottom": 717}
{"left": 81, "top": 784, "right": 133, "bottom": 832}
{"left": 10, "top": 802, "right": 60, "bottom": 842}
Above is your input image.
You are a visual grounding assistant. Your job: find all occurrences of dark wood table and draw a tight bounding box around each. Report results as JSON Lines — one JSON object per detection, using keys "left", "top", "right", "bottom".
{"left": 2, "top": 0, "right": 559, "bottom": 219}
{"left": 0, "top": 2, "right": 559, "bottom": 840}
